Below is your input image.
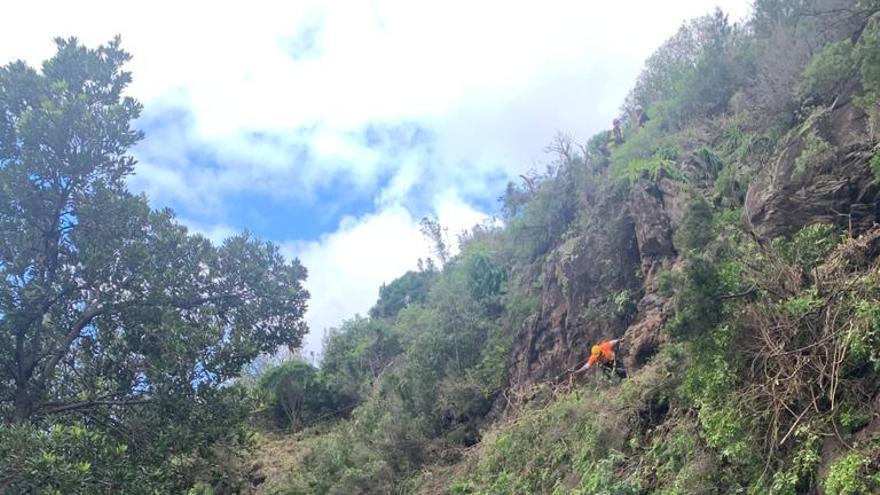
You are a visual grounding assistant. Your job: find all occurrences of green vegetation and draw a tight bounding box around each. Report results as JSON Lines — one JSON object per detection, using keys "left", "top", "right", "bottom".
{"left": 798, "top": 40, "right": 855, "bottom": 104}
{"left": 6, "top": 1, "right": 880, "bottom": 493}
{"left": 794, "top": 130, "right": 835, "bottom": 173}
{"left": 0, "top": 39, "right": 309, "bottom": 493}
{"left": 251, "top": 2, "right": 880, "bottom": 493}
{"left": 265, "top": 235, "right": 522, "bottom": 493}
{"left": 257, "top": 360, "right": 340, "bottom": 430}
{"left": 824, "top": 451, "right": 880, "bottom": 495}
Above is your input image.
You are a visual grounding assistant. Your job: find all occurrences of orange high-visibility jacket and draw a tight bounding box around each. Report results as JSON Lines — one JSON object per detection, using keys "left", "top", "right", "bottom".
{"left": 586, "top": 339, "right": 618, "bottom": 369}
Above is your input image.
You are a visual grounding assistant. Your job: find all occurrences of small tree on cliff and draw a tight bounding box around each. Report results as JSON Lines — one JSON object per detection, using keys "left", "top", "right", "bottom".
{"left": 0, "top": 38, "right": 309, "bottom": 491}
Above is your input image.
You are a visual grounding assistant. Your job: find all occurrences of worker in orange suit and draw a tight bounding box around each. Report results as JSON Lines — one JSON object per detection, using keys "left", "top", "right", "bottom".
{"left": 571, "top": 338, "right": 625, "bottom": 379}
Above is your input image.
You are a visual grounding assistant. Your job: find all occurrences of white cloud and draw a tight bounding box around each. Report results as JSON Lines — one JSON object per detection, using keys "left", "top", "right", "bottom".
{"left": 2, "top": 0, "right": 754, "bottom": 354}
{"left": 1, "top": 0, "right": 754, "bottom": 213}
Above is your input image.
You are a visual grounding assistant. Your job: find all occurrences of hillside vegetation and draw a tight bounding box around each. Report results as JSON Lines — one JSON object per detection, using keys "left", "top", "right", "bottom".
{"left": 250, "top": 1, "right": 880, "bottom": 494}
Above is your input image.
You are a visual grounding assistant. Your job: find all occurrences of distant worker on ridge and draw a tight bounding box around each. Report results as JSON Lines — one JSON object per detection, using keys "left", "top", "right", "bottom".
{"left": 634, "top": 105, "right": 648, "bottom": 129}
{"left": 611, "top": 118, "right": 624, "bottom": 144}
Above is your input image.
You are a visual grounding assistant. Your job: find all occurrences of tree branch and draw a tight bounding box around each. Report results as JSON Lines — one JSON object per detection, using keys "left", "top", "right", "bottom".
{"left": 719, "top": 284, "right": 757, "bottom": 300}
{"left": 36, "top": 304, "right": 104, "bottom": 390}
{"left": 40, "top": 398, "right": 151, "bottom": 416}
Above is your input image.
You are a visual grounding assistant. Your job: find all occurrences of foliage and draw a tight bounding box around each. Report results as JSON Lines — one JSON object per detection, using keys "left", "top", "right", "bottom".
{"left": 369, "top": 270, "right": 436, "bottom": 320}
{"left": 781, "top": 288, "right": 821, "bottom": 316}
{"left": 0, "top": 38, "right": 308, "bottom": 492}
{"left": 0, "top": 422, "right": 139, "bottom": 494}
{"left": 449, "top": 391, "right": 637, "bottom": 495}
{"left": 321, "top": 316, "right": 401, "bottom": 406}
{"left": 609, "top": 119, "right": 682, "bottom": 183}
{"left": 850, "top": 298, "right": 880, "bottom": 371}
{"left": 276, "top": 238, "right": 516, "bottom": 493}
{"left": 797, "top": 40, "right": 855, "bottom": 103}
{"left": 793, "top": 130, "right": 835, "bottom": 173}
{"left": 855, "top": 12, "right": 880, "bottom": 95}
{"left": 871, "top": 148, "right": 880, "bottom": 183}
{"left": 772, "top": 223, "right": 842, "bottom": 272}
{"left": 502, "top": 162, "right": 578, "bottom": 263}
{"left": 257, "top": 360, "right": 339, "bottom": 430}
{"left": 666, "top": 256, "right": 724, "bottom": 338}
{"left": 769, "top": 426, "right": 821, "bottom": 494}
{"left": 623, "top": 10, "right": 743, "bottom": 128}
{"left": 1, "top": 385, "right": 254, "bottom": 494}
{"left": 677, "top": 197, "right": 716, "bottom": 253}
{"left": 824, "top": 451, "right": 879, "bottom": 495}
{"left": 420, "top": 217, "right": 451, "bottom": 266}
{"left": 612, "top": 289, "right": 636, "bottom": 320}
{"left": 837, "top": 404, "right": 871, "bottom": 433}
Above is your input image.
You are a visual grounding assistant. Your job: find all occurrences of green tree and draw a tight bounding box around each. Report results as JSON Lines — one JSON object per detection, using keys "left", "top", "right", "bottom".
{"left": 321, "top": 316, "right": 401, "bottom": 404}
{"left": 0, "top": 38, "right": 309, "bottom": 492}
{"left": 369, "top": 270, "right": 435, "bottom": 320}
{"left": 258, "top": 360, "right": 336, "bottom": 430}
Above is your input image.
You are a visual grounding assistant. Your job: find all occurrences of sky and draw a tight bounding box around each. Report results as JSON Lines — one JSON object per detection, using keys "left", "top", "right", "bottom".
{"left": 2, "top": 0, "right": 752, "bottom": 356}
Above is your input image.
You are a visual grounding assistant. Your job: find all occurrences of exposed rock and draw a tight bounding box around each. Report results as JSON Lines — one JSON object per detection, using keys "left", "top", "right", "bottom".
{"left": 507, "top": 195, "right": 642, "bottom": 390}
{"left": 629, "top": 180, "right": 676, "bottom": 268}
{"left": 745, "top": 99, "right": 880, "bottom": 239}
{"left": 623, "top": 306, "right": 669, "bottom": 372}
{"left": 506, "top": 168, "right": 694, "bottom": 392}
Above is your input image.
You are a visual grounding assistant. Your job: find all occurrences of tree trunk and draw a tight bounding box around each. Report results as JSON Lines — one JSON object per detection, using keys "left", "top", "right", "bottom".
{"left": 12, "top": 383, "right": 33, "bottom": 422}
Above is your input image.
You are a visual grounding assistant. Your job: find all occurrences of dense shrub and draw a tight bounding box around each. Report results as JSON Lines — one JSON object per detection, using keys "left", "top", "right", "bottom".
{"left": 258, "top": 360, "right": 340, "bottom": 430}
{"left": 502, "top": 162, "right": 578, "bottom": 263}
{"left": 369, "top": 270, "right": 436, "bottom": 320}
{"left": 824, "top": 451, "right": 880, "bottom": 495}
{"left": 772, "top": 223, "right": 842, "bottom": 273}
{"left": 321, "top": 317, "right": 401, "bottom": 406}
{"left": 797, "top": 40, "right": 855, "bottom": 104}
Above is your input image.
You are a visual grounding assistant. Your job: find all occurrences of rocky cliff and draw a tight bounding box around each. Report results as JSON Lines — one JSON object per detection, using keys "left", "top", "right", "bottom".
{"left": 508, "top": 93, "right": 879, "bottom": 395}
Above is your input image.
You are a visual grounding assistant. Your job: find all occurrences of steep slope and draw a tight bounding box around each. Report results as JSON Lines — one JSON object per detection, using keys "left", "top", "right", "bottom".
{"left": 250, "top": 3, "right": 880, "bottom": 494}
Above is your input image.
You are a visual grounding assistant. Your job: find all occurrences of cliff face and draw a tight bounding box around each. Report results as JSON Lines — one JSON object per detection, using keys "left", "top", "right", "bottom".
{"left": 508, "top": 95, "right": 878, "bottom": 393}
{"left": 508, "top": 174, "right": 687, "bottom": 390}
{"left": 746, "top": 97, "right": 879, "bottom": 239}
{"left": 507, "top": 190, "right": 641, "bottom": 387}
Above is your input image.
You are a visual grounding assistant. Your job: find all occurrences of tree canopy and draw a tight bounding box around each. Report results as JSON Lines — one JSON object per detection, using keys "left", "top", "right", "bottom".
{"left": 0, "top": 37, "right": 309, "bottom": 493}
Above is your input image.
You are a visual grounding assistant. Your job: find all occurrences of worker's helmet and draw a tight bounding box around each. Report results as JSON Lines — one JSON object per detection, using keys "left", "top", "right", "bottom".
{"left": 591, "top": 345, "right": 602, "bottom": 356}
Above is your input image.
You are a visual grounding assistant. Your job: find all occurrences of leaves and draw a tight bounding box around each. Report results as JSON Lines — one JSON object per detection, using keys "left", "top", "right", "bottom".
{"left": 0, "top": 38, "right": 309, "bottom": 492}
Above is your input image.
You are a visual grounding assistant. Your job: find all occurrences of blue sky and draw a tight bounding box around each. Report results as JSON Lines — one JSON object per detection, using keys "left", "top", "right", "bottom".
{"left": 2, "top": 0, "right": 752, "bottom": 355}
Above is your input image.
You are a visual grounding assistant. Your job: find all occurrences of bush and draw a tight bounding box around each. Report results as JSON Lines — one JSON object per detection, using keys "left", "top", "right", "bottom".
{"left": 369, "top": 270, "right": 436, "bottom": 320}
{"left": 677, "top": 197, "right": 716, "bottom": 253}
{"left": 824, "top": 451, "right": 879, "bottom": 495}
{"left": 768, "top": 425, "right": 821, "bottom": 495}
{"left": 793, "top": 130, "right": 835, "bottom": 173}
{"left": 258, "top": 360, "right": 339, "bottom": 430}
{"left": 450, "top": 391, "right": 635, "bottom": 494}
{"left": 855, "top": 13, "right": 880, "bottom": 95}
{"left": 321, "top": 317, "right": 401, "bottom": 406}
{"left": 609, "top": 119, "right": 682, "bottom": 184}
{"left": 623, "top": 10, "right": 743, "bottom": 128}
{"left": 850, "top": 299, "right": 880, "bottom": 371}
{"left": 502, "top": 162, "right": 578, "bottom": 263}
{"left": 0, "top": 390, "right": 254, "bottom": 495}
{"left": 0, "top": 422, "right": 142, "bottom": 495}
{"left": 797, "top": 40, "right": 854, "bottom": 104}
{"left": 666, "top": 257, "right": 724, "bottom": 337}
{"left": 871, "top": 148, "right": 880, "bottom": 182}
{"left": 772, "top": 223, "right": 842, "bottom": 273}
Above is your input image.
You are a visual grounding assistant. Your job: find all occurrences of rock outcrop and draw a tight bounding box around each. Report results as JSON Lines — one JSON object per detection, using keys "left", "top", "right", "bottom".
{"left": 508, "top": 98, "right": 879, "bottom": 395}
{"left": 507, "top": 192, "right": 641, "bottom": 389}
{"left": 508, "top": 174, "right": 686, "bottom": 390}
{"left": 746, "top": 99, "right": 879, "bottom": 239}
